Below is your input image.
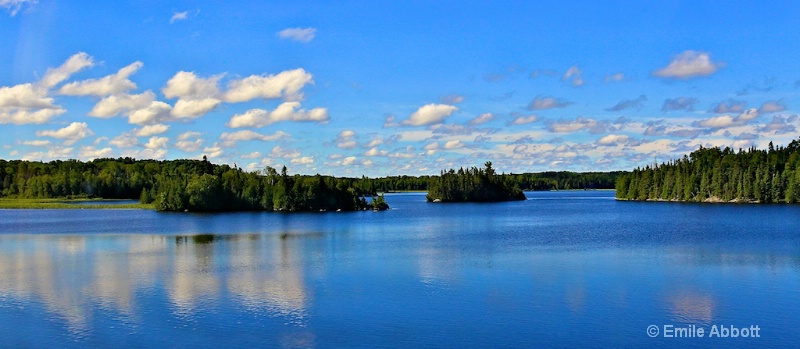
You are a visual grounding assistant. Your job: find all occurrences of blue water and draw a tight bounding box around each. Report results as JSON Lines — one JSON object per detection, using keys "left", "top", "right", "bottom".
{"left": 0, "top": 191, "right": 798, "bottom": 348}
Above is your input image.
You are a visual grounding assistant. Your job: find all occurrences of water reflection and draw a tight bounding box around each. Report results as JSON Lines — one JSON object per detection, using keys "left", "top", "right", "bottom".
{"left": 0, "top": 233, "right": 314, "bottom": 332}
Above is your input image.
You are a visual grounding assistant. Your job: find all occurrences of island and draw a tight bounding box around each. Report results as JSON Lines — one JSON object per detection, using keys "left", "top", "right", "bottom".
{"left": 616, "top": 139, "right": 800, "bottom": 203}
{"left": 426, "top": 162, "right": 527, "bottom": 202}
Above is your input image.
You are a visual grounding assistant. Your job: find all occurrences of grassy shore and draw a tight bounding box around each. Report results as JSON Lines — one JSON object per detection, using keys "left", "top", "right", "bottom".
{"left": 0, "top": 198, "right": 154, "bottom": 210}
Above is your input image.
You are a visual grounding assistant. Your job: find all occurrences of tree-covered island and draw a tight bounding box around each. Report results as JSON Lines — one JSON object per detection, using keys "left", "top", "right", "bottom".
{"left": 616, "top": 139, "right": 800, "bottom": 203}
{"left": 426, "top": 162, "right": 527, "bottom": 202}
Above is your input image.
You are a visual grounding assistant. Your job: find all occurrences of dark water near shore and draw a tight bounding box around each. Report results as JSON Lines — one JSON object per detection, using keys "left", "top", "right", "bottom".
{"left": 0, "top": 191, "right": 798, "bottom": 348}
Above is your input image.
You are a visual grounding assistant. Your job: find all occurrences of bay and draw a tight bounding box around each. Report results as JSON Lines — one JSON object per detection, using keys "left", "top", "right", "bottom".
{"left": 0, "top": 191, "right": 798, "bottom": 348}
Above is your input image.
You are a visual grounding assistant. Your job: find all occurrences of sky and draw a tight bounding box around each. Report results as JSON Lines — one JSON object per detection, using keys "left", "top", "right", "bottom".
{"left": 2, "top": 1, "right": 800, "bottom": 177}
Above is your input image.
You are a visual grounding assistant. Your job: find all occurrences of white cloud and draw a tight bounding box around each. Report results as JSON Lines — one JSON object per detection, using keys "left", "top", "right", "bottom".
{"left": 227, "top": 101, "right": 329, "bottom": 128}
{"left": 364, "top": 147, "right": 388, "bottom": 156}
{"left": 548, "top": 117, "right": 604, "bottom": 133}
{"left": 22, "top": 140, "right": 50, "bottom": 146}
{"left": 400, "top": 103, "right": 458, "bottom": 126}
{"left": 134, "top": 124, "right": 169, "bottom": 137}
{"left": 510, "top": 114, "right": 537, "bottom": 125}
{"left": 241, "top": 151, "right": 262, "bottom": 159}
{"left": 597, "top": 134, "right": 630, "bottom": 146}
{"left": 291, "top": 156, "right": 315, "bottom": 164}
{"left": 697, "top": 115, "right": 735, "bottom": 128}
{"left": 144, "top": 136, "right": 169, "bottom": 150}
{"left": 270, "top": 146, "right": 300, "bottom": 159}
{"left": 128, "top": 101, "right": 173, "bottom": 125}
{"left": 162, "top": 71, "right": 222, "bottom": 99}
{"left": 443, "top": 139, "right": 465, "bottom": 150}
{"left": 219, "top": 130, "right": 289, "bottom": 145}
{"left": 528, "top": 96, "right": 571, "bottom": 110}
{"left": 469, "top": 113, "right": 494, "bottom": 126}
{"left": 335, "top": 129, "right": 357, "bottom": 149}
{"left": 175, "top": 131, "right": 203, "bottom": 152}
{"left": 563, "top": 66, "right": 584, "bottom": 86}
{"left": 39, "top": 52, "right": 95, "bottom": 89}
{"left": 79, "top": 146, "right": 113, "bottom": 159}
{"left": 58, "top": 61, "right": 142, "bottom": 96}
{"left": 109, "top": 132, "right": 138, "bottom": 148}
{"left": 89, "top": 91, "right": 156, "bottom": 118}
{"left": 0, "top": 107, "right": 64, "bottom": 124}
{"left": 341, "top": 156, "right": 357, "bottom": 166}
{"left": 1, "top": 0, "right": 36, "bottom": 16}
{"left": 0, "top": 83, "right": 64, "bottom": 124}
{"left": 224, "top": 68, "right": 314, "bottom": 103}
{"left": 202, "top": 144, "right": 223, "bottom": 158}
{"left": 36, "top": 122, "right": 93, "bottom": 145}
{"left": 277, "top": 27, "right": 317, "bottom": 43}
{"left": 171, "top": 98, "right": 220, "bottom": 118}
{"left": 170, "top": 11, "right": 188, "bottom": 23}
{"left": 121, "top": 148, "right": 167, "bottom": 160}
{"left": 653, "top": 50, "right": 722, "bottom": 79}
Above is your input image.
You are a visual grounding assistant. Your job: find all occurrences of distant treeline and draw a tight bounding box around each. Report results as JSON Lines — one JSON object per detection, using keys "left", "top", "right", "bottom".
{"left": 0, "top": 157, "right": 623, "bottom": 211}
{"left": 616, "top": 139, "right": 800, "bottom": 203}
{"left": 0, "top": 157, "right": 381, "bottom": 212}
{"left": 426, "top": 162, "right": 526, "bottom": 202}
{"left": 364, "top": 171, "right": 621, "bottom": 192}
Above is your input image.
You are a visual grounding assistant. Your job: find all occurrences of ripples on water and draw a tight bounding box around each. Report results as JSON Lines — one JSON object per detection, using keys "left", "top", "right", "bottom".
{"left": 0, "top": 191, "right": 798, "bottom": 348}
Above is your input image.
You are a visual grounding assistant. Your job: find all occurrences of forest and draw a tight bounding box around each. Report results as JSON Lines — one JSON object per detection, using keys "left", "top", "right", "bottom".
{"left": 616, "top": 139, "right": 800, "bottom": 203}
{"left": 426, "top": 162, "right": 527, "bottom": 202}
{"left": 0, "top": 157, "right": 386, "bottom": 212}
{"left": 0, "top": 157, "right": 622, "bottom": 211}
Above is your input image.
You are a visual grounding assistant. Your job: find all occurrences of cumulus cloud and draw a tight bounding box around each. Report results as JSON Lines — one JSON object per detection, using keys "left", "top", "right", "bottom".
{"left": 175, "top": 131, "right": 203, "bottom": 152}
{"left": 606, "top": 95, "right": 646, "bottom": 112}
{"left": 0, "top": 105, "right": 65, "bottom": 124}
{"left": 597, "top": 134, "right": 630, "bottom": 146}
{"left": 109, "top": 132, "right": 138, "bottom": 148}
{"left": 162, "top": 71, "right": 222, "bottom": 99}
{"left": 277, "top": 27, "right": 317, "bottom": 43}
{"left": 443, "top": 139, "right": 465, "bottom": 150}
{"left": 759, "top": 115, "right": 797, "bottom": 135}
{"left": 399, "top": 103, "right": 458, "bottom": 126}
{"left": 364, "top": 147, "right": 388, "bottom": 157}
{"left": 171, "top": 98, "right": 220, "bottom": 118}
{"left": 223, "top": 68, "right": 313, "bottom": 102}
{"left": 79, "top": 146, "right": 113, "bottom": 159}
{"left": 128, "top": 101, "right": 173, "bottom": 125}
{"left": 693, "top": 108, "right": 760, "bottom": 129}
{"left": 144, "top": 136, "right": 168, "bottom": 150}
{"left": 468, "top": 113, "right": 494, "bottom": 126}
{"left": 202, "top": 144, "right": 223, "bottom": 159}
{"left": 509, "top": 114, "right": 537, "bottom": 125}
{"left": 270, "top": 146, "right": 300, "bottom": 159}
{"left": 527, "top": 96, "right": 572, "bottom": 111}
{"left": 653, "top": 50, "right": 722, "bottom": 79}
{"left": 335, "top": 129, "right": 357, "bottom": 149}
{"left": 134, "top": 124, "right": 169, "bottom": 137}
{"left": 291, "top": 156, "right": 315, "bottom": 164}
{"left": 759, "top": 100, "right": 786, "bottom": 114}
{"left": 36, "top": 122, "right": 93, "bottom": 145}
{"left": 662, "top": 97, "right": 697, "bottom": 112}
{"left": 712, "top": 100, "right": 746, "bottom": 114}
{"left": 89, "top": 91, "right": 156, "bottom": 118}
{"left": 39, "top": 52, "right": 95, "bottom": 89}
{"left": 58, "top": 61, "right": 143, "bottom": 96}
{"left": 241, "top": 151, "right": 262, "bottom": 159}
{"left": 227, "top": 101, "right": 328, "bottom": 128}
{"left": 22, "top": 140, "right": 51, "bottom": 146}
{"left": 563, "top": 66, "right": 584, "bottom": 86}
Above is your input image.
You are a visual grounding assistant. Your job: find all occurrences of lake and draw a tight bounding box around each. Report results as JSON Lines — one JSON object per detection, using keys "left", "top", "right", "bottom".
{"left": 0, "top": 191, "right": 798, "bottom": 348}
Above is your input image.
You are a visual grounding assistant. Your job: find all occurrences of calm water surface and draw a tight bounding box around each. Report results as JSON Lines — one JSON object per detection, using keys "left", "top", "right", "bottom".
{"left": 0, "top": 191, "right": 798, "bottom": 348}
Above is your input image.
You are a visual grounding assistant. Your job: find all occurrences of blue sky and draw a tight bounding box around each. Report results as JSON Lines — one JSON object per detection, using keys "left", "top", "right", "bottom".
{"left": 2, "top": 1, "right": 800, "bottom": 176}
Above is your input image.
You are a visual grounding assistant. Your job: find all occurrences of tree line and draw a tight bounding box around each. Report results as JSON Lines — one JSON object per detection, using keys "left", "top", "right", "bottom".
{"left": 616, "top": 139, "right": 800, "bottom": 203}
{"left": 426, "top": 162, "right": 527, "bottom": 202}
{"left": 0, "top": 157, "right": 385, "bottom": 212}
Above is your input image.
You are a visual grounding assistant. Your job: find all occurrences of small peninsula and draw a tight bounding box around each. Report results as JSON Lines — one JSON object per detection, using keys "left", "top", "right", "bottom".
{"left": 426, "top": 162, "right": 526, "bottom": 203}
{"left": 616, "top": 139, "right": 800, "bottom": 203}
